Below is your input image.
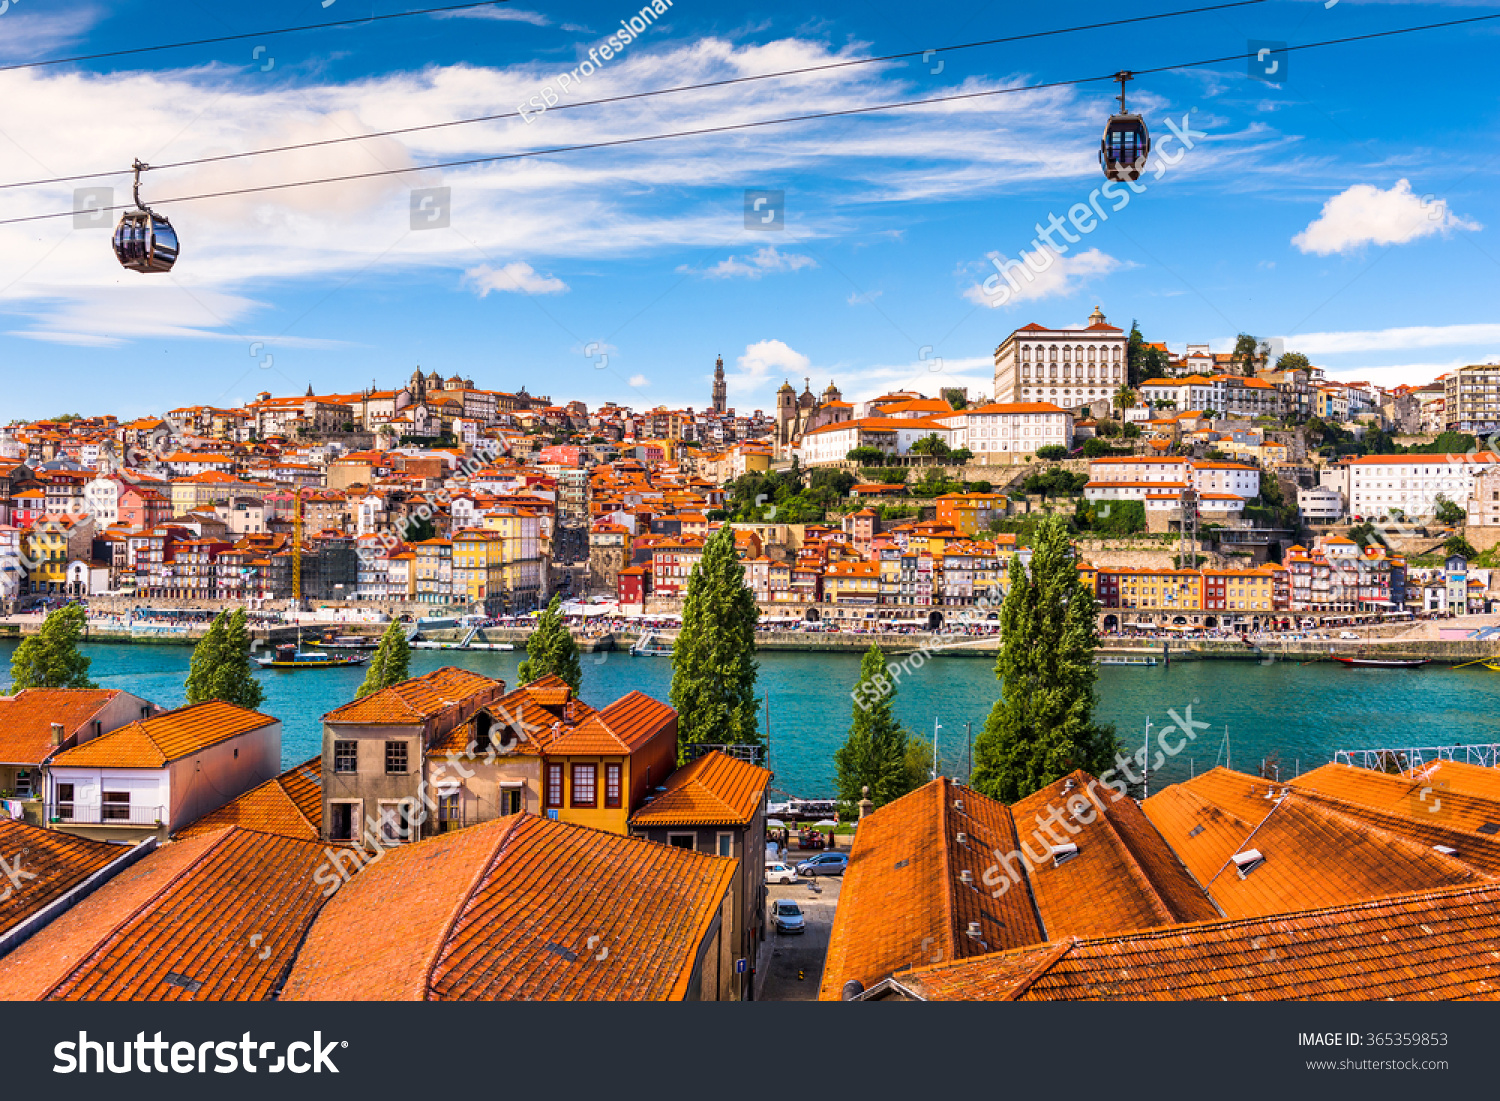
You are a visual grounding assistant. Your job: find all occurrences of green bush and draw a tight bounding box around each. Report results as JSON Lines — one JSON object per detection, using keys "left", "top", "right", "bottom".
{"left": 1035, "top": 444, "right": 1068, "bottom": 461}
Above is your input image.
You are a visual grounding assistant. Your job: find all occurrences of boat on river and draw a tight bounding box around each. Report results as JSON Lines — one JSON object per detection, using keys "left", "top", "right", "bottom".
{"left": 257, "top": 642, "right": 368, "bottom": 670}
{"left": 1332, "top": 656, "right": 1429, "bottom": 669}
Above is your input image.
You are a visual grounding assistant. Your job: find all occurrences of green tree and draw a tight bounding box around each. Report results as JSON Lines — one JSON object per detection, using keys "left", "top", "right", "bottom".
{"left": 671, "top": 524, "right": 762, "bottom": 759}
{"left": 1274, "top": 351, "right": 1312, "bottom": 372}
{"left": 910, "top": 433, "right": 951, "bottom": 459}
{"left": 1434, "top": 495, "right": 1466, "bottom": 526}
{"left": 1035, "top": 444, "right": 1069, "bottom": 461}
{"left": 186, "top": 609, "right": 265, "bottom": 709}
{"left": 1231, "top": 333, "right": 1261, "bottom": 376}
{"left": 1126, "top": 320, "right": 1171, "bottom": 387}
{"left": 1113, "top": 386, "right": 1138, "bottom": 415}
{"left": 970, "top": 517, "right": 1118, "bottom": 802}
{"left": 1445, "top": 534, "right": 1478, "bottom": 559}
{"left": 356, "top": 619, "right": 413, "bottom": 698}
{"left": 847, "top": 447, "right": 885, "bottom": 465}
{"left": 517, "top": 594, "right": 582, "bottom": 691}
{"left": 9, "top": 604, "right": 95, "bottom": 690}
{"left": 834, "top": 644, "right": 916, "bottom": 813}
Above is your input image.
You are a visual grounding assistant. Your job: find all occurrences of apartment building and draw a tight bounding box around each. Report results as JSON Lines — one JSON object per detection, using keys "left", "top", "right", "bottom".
{"left": 1347, "top": 452, "right": 1500, "bottom": 520}
{"left": 1443, "top": 363, "right": 1500, "bottom": 434}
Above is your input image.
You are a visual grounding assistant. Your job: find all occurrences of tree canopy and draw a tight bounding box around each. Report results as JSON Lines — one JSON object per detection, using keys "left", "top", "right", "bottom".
{"left": 357, "top": 618, "right": 414, "bottom": 698}
{"left": 671, "top": 524, "right": 762, "bottom": 759}
{"left": 834, "top": 644, "right": 919, "bottom": 815}
{"left": 517, "top": 594, "right": 582, "bottom": 691}
{"left": 9, "top": 604, "right": 95, "bottom": 690}
{"left": 185, "top": 608, "right": 265, "bottom": 709}
{"left": 970, "top": 516, "right": 1118, "bottom": 801}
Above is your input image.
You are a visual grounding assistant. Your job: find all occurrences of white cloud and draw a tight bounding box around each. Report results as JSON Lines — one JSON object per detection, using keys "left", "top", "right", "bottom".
{"left": 961, "top": 246, "right": 1120, "bottom": 308}
{"left": 433, "top": 8, "right": 551, "bottom": 24}
{"left": 1292, "top": 179, "right": 1481, "bottom": 255}
{"left": 1278, "top": 322, "right": 1500, "bottom": 356}
{"left": 733, "top": 339, "right": 810, "bottom": 388}
{"left": 463, "top": 261, "right": 569, "bottom": 296}
{"left": 628, "top": 374, "right": 648, "bottom": 387}
{"left": 692, "top": 247, "right": 817, "bottom": 280}
{"left": 847, "top": 289, "right": 882, "bottom": 305}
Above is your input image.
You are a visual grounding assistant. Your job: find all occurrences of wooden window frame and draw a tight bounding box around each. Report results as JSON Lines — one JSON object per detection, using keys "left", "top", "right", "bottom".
{"left": 571, "top": 763, "right": 597, "bottom": 809}
{"left": 546, "top": 763, "right": 564, "bottom": 808}
{"left": 604, "top": 763, "right": 622, "bottom": 808}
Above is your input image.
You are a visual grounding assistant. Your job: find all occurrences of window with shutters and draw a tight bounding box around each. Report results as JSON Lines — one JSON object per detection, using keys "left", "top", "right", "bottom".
{"left": 571, "top": 763, "right": 597, "bottom": 808}
{"left": 605, "top": 764, "right": 622, "bottom": 808}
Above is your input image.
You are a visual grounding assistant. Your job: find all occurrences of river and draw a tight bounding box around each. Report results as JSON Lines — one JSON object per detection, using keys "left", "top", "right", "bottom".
{"left": 4, "top": 641, "right": 1497, "bottom": 799}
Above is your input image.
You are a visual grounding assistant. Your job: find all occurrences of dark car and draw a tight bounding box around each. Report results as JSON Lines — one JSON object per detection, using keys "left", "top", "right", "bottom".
{"left": 795, "top": 852, "right": 848, "bottom": 877}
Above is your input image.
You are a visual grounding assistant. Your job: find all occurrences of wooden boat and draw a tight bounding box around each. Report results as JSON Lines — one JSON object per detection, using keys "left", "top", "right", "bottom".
{"left": 257, "top": 642, "right": 367, "bottom": 670}
{"left": 1332, "top": 656, "right": 1429, "bottom": 669}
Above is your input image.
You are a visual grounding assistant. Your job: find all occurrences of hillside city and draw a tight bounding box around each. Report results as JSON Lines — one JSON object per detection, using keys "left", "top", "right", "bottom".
{"left": 3, "top": 310, "right": 1500, "bottom": 1006}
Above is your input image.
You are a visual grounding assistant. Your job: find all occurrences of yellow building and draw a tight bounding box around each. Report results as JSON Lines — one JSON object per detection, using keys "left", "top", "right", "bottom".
{"left": 451, "top": 529, "right": 507, "bottom": 615}
{"left": 483, "top": 506, "right": 544, "bottom": 612}
{"left": 542, "top": 692, "right": 680, "bottom": 836}
{"left": 823, "top": 560, "right": 881, "bottom": 604}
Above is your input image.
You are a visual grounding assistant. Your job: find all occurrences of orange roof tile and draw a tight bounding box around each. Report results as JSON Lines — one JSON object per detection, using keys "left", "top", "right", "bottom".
{"left": 282, "top": 814, "right": 736, "bottom": 1001}
{"left": 0, "top": 820, "right": 131, "bottom": 937}
{"left": 0, "top": 828, "right": 331, "bottom": 1001}
{"left": 175, "top": 757, "right": 323, "bottom": 842}
{"left": 0, "top": 689, "right": 129, "bottom": 766}
{"left": 324, "top": 667, "right": 504, "bottom": 726}
{"left": 889, "top": 880, "right": 1500, "bottom": 1001}
{"left": 50, "top": 700, "right": 276, "bottom": 768}
{"left": 630, "top": 750, "right": 771, "bottom": 827}
{"left": 545, "top": 691, "right": 675, "bottom": 755}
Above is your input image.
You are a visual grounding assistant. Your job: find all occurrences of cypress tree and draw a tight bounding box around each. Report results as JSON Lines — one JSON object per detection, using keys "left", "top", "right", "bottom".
{"left": 516, "top": 594, "right": 581, "bottom": 691}
{"left": 670, "top": 523, "right": 761, "bottom": 760}
{"left": 970, "top": 516, "right": 1118, "bottom": 802}
{"left": 185, "top": 611, "right": 230, "bottom": 704}
{"left": 834, "top": 643, "right": 915, "bottom": 813}
{"left": 9, "top": 604, "right": 95, "bottom": 690}
{"left": 357, "top": 619, "right": 412, "bottom": 698}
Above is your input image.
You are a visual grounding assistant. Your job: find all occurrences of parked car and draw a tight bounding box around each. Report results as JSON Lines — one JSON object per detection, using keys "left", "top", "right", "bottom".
{"left": 765, "top": 862, "right": 800, "bottom": 885}
{"left": 796, "top": 852, "right": 849, "bottom": 877}
{"left": 1338, "top": 631, "right": 1359, "bottom": 640}
{"left": 772, "top": 899, "right": 805, "bottom": 934}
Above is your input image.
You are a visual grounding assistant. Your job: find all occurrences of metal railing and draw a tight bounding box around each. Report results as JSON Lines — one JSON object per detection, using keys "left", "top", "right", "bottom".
{"left": 46, "top": 803, "right": 164, "bottom": 826}
{"left": 682, "top": 743, "right": 767, "bottom": 766}
{"left": 1333, "top": 744, "right": 1500, "bottom": 773}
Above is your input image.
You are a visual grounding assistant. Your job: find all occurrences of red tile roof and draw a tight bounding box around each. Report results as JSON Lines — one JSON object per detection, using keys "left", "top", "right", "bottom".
{"left": 630, "top": 750, "right": 771, "bottom": 827}
{"left": 0, "top": 689, "right": 128, "bottom": 766}
{"left": 0, "top": 828, "right": 331, "bottom": 1001}
{"left": 0, "top": 820, "right": 131, "bottom": 937}
{"left": 49, "top": 700, "right": 276, "bottom": 768}
{"left": 544, "top": 691, "right": 675, "bottom": 756}
{"left": 324, "top": 667, "right": 504, "bottom": 725}
{"left": 890, "top": 881, "right": 1500, "bottom": 1001}
{"left": 175, "top": 757, "right": 323, "bottom": 841}
{"left": 282, "top": 814, "right": 736, "bottom": 1001}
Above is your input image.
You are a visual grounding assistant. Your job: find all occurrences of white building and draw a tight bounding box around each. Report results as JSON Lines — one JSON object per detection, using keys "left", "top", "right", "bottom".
{"left": 45, "top": 700, "right": 281, "bottom": 841}
{"left": 1085, "top": 457, "right": 1260, "bottom": 503}
{"left": 1299, "top": 485, "right": 1345, "bottom": 524}
{"left": 939, "top": 402, "right": 1073, "bottom": 459}
{"left": 993, "top": 307, "right": 1127, "bottom": 408}
{"left": 1347, "top": 453, "right": 1500, "bottom": 521}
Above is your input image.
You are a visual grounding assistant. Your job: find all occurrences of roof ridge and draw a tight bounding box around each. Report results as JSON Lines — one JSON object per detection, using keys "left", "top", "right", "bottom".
{"left": 1093, "top": 788, "right": 1195, "bottom": 926}
{"left": 417, "top": 813, "right": 528, "bottom": 1000}
{"left": 934, "top": 779, "right": 960, "bottom": 964}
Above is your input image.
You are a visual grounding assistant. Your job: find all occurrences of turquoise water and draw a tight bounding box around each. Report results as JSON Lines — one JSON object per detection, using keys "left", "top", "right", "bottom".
{"left": 5, "top": 642, "right": 1498, "bottom": 799}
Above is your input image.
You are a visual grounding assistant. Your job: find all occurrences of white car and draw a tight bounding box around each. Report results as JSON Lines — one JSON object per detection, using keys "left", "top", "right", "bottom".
{"left": 1339, "top": 631, "right": 1359, "bottom": 640}
{"left": 772, "top": 899, "right": 805, "bottom": 934}
{"left": 765, "top": 862, "right": 800, "bottom": 885}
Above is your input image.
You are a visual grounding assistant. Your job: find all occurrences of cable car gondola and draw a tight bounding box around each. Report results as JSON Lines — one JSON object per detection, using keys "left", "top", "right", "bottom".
{"left": 1099, "top": 71, "right": 1150, "bottom": 183}
{"left": 112, "top": 159, "right": 179, "bottom": 273}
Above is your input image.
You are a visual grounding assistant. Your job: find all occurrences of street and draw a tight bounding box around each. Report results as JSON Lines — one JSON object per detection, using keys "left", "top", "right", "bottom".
{"left": 758, "top": 875, "right": 841, "bottom": 1002}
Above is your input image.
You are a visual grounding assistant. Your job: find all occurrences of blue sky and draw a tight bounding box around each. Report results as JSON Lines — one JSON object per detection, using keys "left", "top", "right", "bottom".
{"left": 1, "top": 0, "right": 1497, "bottom": 420}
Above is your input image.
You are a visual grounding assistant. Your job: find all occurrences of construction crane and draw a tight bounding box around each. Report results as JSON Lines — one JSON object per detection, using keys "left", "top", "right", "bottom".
{"left": 292, "top": 488, "right": 303, "bottom": 605}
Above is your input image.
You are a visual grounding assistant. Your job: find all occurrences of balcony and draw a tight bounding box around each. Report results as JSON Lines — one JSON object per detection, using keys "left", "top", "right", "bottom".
{"left": 47, "top": 803, "right": 164, "bottom": 826}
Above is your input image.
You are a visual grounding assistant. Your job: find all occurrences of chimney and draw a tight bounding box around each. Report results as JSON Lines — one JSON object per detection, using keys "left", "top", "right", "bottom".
{"left": 50, "top": 722, "right": 65, "bottom": 746}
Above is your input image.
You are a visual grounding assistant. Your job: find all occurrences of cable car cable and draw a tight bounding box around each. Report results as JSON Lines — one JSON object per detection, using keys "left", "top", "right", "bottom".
{"left": 2, "top": 10, "right": 1495, "bottom": 227}
{"left": 0, "top": 1, "right": 515, "bottom": 75}
{"left": 0, "top": 0, "right": 1274, "bottom": 191}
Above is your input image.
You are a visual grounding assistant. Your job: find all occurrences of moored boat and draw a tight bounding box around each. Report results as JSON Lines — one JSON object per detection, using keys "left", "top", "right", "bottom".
{"left": 1333, "top": 656, "right": 1429, "bottom": 669}
{"left": 257, "top": 642, "right": 368, "bottom": 670}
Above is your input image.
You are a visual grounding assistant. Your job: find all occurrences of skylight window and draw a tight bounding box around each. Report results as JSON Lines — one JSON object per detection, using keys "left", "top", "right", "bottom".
{"left": 1232, "top": 848, "right": 1266, "bottom": 877}
{"left": 1051, "top": 842, "right": 1079, "bottom": 867}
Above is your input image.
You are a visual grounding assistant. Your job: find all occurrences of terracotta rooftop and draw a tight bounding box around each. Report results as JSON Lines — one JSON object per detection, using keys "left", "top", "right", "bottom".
{"left": 630, "top": 750, "right": 771, "bottom": 827}
{"left": 0, "top": 820, "right": 132, "bottom": 938}
{"left": 884, "top": 880, "right": 1500, "bottom": 1001}
{"left": 175, "top": 757, "right": 323, "bottom": 842}
{"left": 324, "top": 667, "right": 504, "bottom": 726}
{"left": 544, "top": 691, "right": 675, "bottom": 756}
{"left": 0, "top": 689, "right": 131, "bottom": 766}
{"left": 1143, "top": 767, "right": 1491, "bottom": 918}
{"left": 428, "top": 675, "right": 596, "bottom": 757}
{"left": 49, "top": 700, "right": 276, "bottom": 769}
{"left": 282, "top": 814, "right": 736, "bottom": 1001}
{"left": 0, "top": 827, "right": 331, "bottom": 1001}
